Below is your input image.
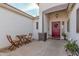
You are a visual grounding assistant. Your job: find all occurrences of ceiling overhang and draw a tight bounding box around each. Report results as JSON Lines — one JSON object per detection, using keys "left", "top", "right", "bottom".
{"left": 43, "top": 3, "right": 68, "bottom": 14}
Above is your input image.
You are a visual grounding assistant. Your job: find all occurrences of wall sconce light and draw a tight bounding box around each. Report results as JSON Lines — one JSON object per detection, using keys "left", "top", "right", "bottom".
{"left": 56, "top": 14, "right": 58, "bottom": 18}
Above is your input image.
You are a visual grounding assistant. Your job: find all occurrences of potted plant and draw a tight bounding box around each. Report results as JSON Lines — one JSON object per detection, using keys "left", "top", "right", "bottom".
{"left": 62, "top": 32, "right": 67, "bottom": 40}
{"left": 65, "top": 40, "right": 78, "bottom": 56}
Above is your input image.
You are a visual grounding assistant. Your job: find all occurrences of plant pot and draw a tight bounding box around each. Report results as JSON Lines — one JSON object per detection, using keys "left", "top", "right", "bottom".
{"left": 65, "top": 49, "right": 72, "bottom": 56}
{"left": 65, "top": 48, "right": 77, "bottom": 56}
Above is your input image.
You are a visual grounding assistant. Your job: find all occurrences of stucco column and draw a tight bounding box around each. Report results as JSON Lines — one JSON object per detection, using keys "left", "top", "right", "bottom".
{"left": 39, "top": 10, "right": 43, "bottom": 33}
{"left": 64, "top": 21, "right": 67, "bottom": 33}
{"left": 38, "top": 11, "right": 47, "bottom": 41}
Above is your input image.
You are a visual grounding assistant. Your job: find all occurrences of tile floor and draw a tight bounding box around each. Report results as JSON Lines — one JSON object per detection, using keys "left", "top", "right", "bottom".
{"left": 0, "top": 39, "right": 67, "bottom": 56}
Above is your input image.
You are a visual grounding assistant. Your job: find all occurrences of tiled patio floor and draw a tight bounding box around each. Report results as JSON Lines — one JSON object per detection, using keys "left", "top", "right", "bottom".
{"left": 0, "top": 39, "right": 67, "bottom": 56}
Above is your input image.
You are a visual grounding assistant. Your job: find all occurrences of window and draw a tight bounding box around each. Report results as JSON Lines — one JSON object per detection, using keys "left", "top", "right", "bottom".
{"left": 67, "top": 19, "right": 70, "bottom": 32}
{"left": 77, "top": 8, "right": 79, "bottom": 33}
{"left": 36, "top": 22, "right": 38, "bottom": 29}
{"left": 62, "top": 21, "right": 64, "bottom": 25}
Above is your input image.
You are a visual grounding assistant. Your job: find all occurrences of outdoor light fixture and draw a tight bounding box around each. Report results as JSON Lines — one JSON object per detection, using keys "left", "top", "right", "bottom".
{"left": 56, "top": 14, "right": 58, "bottom": 18}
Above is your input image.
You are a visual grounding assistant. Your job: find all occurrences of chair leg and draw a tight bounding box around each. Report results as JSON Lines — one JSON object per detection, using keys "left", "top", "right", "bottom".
{"left": 19, "top": 41, "right": 23, "bottom": 46}
{"left": 8, "top": 45, "right": 16, "bottom": 51}
{"left": 13, "top": 42, "right": 20, "bottom": 48}
{"left": 23, "top": 40, "right": 27, "bottom": 45}
{"left": 24, "top": 39, "right": 30, "bottom": 44}
{"left": 15, "top": 44, "right": 19, "bottom": 48}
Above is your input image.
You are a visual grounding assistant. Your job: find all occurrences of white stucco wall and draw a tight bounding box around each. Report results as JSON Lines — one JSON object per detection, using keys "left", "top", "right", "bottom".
{"left": 38, "top": 9, "right": 42, "bottom": 33}
{"left": 68, "top": 4, "right": 79, "bottom": 45}
{"left": 0, "top": 7, "right": 33, "bottom": 48}
{"left": 33, "top": 18, "right": 39, "bottom": 40}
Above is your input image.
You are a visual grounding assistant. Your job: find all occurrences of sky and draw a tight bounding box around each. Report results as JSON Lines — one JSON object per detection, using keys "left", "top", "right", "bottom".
{"left": 8, "top": 3, "right": 39, "bottom": 17}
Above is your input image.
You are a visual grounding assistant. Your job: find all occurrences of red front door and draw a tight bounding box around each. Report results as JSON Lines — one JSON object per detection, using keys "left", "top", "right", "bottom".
{"left": 52, "top": 21, "right": 60, "bottom": 38}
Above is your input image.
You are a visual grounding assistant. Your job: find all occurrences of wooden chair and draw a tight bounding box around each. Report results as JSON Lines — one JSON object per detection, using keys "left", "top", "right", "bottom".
{"left": 22, "top": 35, "right": 30, "bottom": 44}
{"left": 16, "top": 35, "right": 23, "bottom": 46}
{"left": 16, "top": 35, "right": 29, "bottom": 45}
{"left": 6, "top": 35, "right": 19, "bottom": 51}
{"left": 28, "top": 33, "right": 32, "bottom": 42}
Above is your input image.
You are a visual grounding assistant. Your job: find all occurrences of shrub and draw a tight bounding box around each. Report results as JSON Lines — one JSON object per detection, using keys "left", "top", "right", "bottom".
{"left": 62, "top": 32, "right": 67, "bottom": 40}
{"left": 65, "top": 40, "right": 78, "bottom": 55}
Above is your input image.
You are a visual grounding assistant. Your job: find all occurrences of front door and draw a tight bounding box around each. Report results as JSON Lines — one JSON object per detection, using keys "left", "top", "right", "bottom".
{"left": 52, "top": 21, "right": 60, "bottom": 38}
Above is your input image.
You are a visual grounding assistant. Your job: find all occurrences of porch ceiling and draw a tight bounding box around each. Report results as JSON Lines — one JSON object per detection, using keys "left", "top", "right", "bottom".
{"left": 43, "top": 3, "right": 68, "bottom": 14}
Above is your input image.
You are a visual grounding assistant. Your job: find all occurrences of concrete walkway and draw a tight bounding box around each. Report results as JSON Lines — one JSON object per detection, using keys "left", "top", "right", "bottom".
{"left": 0, "top": 39, "right": 67, "bottom": 56}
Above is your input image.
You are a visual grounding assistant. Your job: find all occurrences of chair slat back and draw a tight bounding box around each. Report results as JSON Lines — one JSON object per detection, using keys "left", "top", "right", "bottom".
{"left": 16, "top": 35, "right": 24, "bottom": 43}
{"left": 6, "top": 35, "right": 13, "bottom": 44}
{"left": 16, "top": 35, "right": 22, "bottom": 41}
{"left": 28, "top": 33, "right": 32, "bottom": 39}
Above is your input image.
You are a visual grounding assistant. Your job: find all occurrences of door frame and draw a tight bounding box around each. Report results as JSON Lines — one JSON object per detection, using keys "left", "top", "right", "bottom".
{"left": 51, "top": 21, "right": 60, "bottom": 39}
{"left": 49, "top": 21, "right": 64, "bottom": 39}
